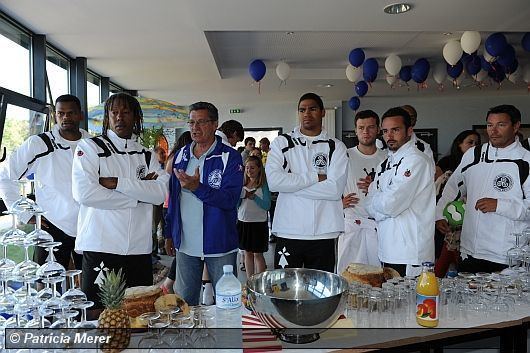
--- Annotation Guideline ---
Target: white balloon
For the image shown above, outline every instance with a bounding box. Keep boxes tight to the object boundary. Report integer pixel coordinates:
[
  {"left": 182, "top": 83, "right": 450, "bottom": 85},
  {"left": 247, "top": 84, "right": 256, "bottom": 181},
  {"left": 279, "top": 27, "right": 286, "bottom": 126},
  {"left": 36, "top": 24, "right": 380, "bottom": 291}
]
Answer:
[
  {"left": 432, "top": 63, "right": 446, "bottom": 84},
  {"left": 460, "top": 31, "right": 481, "bottom": 54},
  {"left": 523, "top": 65, "right": 530, "bottom": 83},
  {"left": 386, "top": 75, "right": 397, "bottom": 85},
  {"left": 475, "top": 70, "right": 488, "bottom": 82},
  {"left": 275, "top": 62, "right": 291, "bottom": 81},
  {"left": 346, "top": 64, "right": 362, "bottom": 82},
  {"left": 384, "top": 54, "right": 402, "bottom": 76},
  {"left": 443, "top": 40, "right": 463, "bottom": 66},
  {"left": 483, "top": 49, "right": 495, "bottom": 63},
  {"left": 505, "top": 66, "right": 520, "bottom": 83}
]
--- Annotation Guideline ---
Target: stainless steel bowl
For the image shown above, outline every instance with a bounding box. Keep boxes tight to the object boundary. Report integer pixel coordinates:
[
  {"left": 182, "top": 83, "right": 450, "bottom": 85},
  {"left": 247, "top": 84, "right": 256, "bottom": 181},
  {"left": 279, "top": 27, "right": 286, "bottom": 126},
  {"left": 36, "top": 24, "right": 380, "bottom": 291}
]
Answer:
[{"left": 246, "top": 268, "right": 348, "bottom": 343}]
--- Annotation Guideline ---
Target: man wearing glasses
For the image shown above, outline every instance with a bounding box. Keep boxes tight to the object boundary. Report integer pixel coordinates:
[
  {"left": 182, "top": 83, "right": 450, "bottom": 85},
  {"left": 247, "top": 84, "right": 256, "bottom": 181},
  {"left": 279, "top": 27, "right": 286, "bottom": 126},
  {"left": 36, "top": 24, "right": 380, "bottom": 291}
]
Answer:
[{"left": 165, "top": 102, "right": 244, "bottom": 305}]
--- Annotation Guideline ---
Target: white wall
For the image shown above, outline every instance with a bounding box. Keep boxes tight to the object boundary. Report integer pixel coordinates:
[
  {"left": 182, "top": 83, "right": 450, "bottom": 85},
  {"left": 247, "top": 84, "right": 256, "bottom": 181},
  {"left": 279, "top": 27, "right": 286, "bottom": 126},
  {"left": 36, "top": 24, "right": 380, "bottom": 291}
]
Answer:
[
  {"left": 341, "top": 93, "right": 530, "bottom": 158},
  {"left": 215, "top": 93, "right": 530, "bottom": 158}
]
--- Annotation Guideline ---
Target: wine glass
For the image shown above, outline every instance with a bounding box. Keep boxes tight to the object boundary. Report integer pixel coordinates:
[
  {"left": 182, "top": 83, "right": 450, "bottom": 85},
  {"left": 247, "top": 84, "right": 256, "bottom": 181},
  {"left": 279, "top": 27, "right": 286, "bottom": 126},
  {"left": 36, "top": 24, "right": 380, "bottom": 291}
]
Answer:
[
  {"left": 1, "top": 211, "right": 28, "bottom": 245},
  {"left": 0, "top": 236, "right": 15, "bottom": 274},
  {"left": 9, "top": 180, "right": 40, "bottom": 214},
  {"left": 36, "top": 242, "right": 66, "bottom": 279},
  {"left": 74, "top": 301, "right": 97, "bottom": 328},
  {"left": 61, "top": 270, "right": 86, "bottom": 305},
  {"left": 12, "top": 239, "right": 40, "bottom": 277},
  {"left": 507, "top": 233, "right": 524, "bottom": 270},
  {"left": 25, "top": 211, "right": 53, "bottom": 245},
  {"left": 41, "top": 275, "right": 66, "bottom": 312}
]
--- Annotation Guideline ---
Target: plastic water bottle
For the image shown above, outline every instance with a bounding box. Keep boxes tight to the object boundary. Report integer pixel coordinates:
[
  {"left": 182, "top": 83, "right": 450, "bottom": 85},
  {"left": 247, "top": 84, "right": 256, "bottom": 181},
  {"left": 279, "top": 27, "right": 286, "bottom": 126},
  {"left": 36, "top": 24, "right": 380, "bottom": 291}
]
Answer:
[{"left": 215, "top": 264, "right": 242, "bottom": 328}]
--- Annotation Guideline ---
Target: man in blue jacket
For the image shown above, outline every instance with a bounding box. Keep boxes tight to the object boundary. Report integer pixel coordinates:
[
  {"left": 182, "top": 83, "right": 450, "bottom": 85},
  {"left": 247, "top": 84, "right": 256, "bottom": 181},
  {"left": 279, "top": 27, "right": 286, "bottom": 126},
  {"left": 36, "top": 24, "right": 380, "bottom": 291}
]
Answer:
[{"left": 165, "top": 102, "right": 244, "bottom": 305}]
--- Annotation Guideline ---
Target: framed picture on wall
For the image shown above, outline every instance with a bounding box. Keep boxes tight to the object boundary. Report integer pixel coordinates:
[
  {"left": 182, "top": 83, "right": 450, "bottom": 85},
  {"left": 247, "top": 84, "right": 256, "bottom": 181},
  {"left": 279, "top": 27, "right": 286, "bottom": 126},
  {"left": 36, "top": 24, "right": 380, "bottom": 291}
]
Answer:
[{"left": 472, "top": 124, "right": 530, "bottom": 145}]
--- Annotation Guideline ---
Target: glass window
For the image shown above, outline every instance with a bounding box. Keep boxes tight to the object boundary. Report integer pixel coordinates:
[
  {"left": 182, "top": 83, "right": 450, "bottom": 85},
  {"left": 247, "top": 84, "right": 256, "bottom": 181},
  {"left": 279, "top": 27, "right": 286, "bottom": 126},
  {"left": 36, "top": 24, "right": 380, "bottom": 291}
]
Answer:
[
  {"left": 2, "top": 104, "right": 46, "bottom": 154},
  {"left": 109, "top": 82, "right": 123, "bottom": 94},
  {"left": 46, "top": 46, "right": 69, "bottom": 103},
  {"left": 87, "top": 71, "right": 101, "bottom": 108},
  {"left": 0, "top": 18, "right": 31, "bottom": 96}
]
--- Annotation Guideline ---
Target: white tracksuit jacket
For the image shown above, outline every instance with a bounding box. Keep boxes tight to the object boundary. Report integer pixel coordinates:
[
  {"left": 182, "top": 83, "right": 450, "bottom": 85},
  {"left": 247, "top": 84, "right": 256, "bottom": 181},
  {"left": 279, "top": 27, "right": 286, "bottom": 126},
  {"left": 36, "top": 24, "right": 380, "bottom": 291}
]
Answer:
[
  {"left": 436, "top": 141, "right": 530, "bottom": 265},
  {"left": 0, "top": 125, "right": 91, "bottom": 236},
  {"left": 365, "top": 139, "right": 435, "bottom": 265},
  {"left": 265, "top": 127, "right": 347, "bottom": 239},
  {"left": 72, "top": 130, "right": 169, "bottom": 255}
]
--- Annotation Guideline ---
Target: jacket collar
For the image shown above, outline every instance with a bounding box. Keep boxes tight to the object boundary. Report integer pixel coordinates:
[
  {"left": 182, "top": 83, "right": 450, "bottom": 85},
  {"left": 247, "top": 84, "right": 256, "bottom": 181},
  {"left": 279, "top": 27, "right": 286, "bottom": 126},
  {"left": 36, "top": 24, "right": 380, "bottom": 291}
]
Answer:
[
  {"left": 105, "top": 129, "right": 138, "bottom": 149},
  {"left": 387, "top": 138, "right": 415, "bottom": 161},
  {"left": 487, "top": 139, "right": 520, "bottom": 156},
  {"left": 292, "top": 126, "right": 329, "bottom": 141},
  {"left": 51, "top": 125, "right": 90, "bottom": 143}
]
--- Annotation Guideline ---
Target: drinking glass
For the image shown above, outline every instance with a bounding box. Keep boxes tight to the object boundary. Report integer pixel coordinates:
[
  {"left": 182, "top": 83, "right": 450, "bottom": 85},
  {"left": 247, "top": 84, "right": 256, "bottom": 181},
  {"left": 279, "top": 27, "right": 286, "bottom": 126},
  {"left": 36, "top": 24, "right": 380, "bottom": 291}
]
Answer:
[
  {"left": 36, "top": 242, "right": 66, "bottom": 279},
  {"left": 74, "top": 301, "right": 96, "bottom": 328},
  {"left": 61, "top": 269, "right": 86, "bottom": 305},
  {"left": 25, "top": 211, "right": 53, "bottom": 245},
  {"left": 507, "top": 233, "right": 524, "bottom": 270},
  {"left": 12, "top": 239, "right": 40, "bottom": 277}
]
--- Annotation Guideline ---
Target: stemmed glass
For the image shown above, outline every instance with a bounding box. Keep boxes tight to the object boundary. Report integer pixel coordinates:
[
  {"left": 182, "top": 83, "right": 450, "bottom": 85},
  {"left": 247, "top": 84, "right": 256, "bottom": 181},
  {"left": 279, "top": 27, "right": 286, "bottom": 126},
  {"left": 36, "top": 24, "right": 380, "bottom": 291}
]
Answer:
[
  {"left": 74, "top": 301, "right": 96, "bottom": 328},
  {"left": 25, "top": 211, "right": 53, "bottom": 245},
  {"left": 61, "top": 270, "right": 86, "bottom": 305},
  {"left": 36, "top": 242, "right": 66, "bottom": 279},
  {"left": 1, "top": 211, "right": 28, "bottom": 245},
  {"left": 13, "top": 275, "right": 39, "bottom": 305},
  {"left": 507, "top": 233, "right": 524, "bottom": 270},
  {"left": 41, "top": 276, "right": 66, "bottom": 312},
  {"left": 0, "top": 236, "right": 15, "bottom": 274},
  {"left": 9, "top": 180, "right": 40, "bottom": 214},
  {"left": 12, "top": 239, "right": 40, "bottom": 277}
]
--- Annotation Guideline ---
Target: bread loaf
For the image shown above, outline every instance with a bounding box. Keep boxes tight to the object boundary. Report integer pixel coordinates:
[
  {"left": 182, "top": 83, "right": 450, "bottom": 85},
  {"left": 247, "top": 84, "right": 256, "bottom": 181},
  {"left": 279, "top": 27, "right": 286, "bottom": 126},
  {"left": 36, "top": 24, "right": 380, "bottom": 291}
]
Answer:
[
  {"left": 123, "top": 285, "right": 163, "bottom": 318},
  {"left": 341, "top": 263, "right": 385, "bottom": 287}
]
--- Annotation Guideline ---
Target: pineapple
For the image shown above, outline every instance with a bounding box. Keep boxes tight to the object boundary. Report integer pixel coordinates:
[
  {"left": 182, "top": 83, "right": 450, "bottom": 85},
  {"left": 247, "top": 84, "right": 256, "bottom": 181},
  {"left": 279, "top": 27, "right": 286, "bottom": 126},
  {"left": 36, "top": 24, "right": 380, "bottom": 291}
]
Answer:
[{"left": 97, "top": 268, "right": 131, "bottom": 353}]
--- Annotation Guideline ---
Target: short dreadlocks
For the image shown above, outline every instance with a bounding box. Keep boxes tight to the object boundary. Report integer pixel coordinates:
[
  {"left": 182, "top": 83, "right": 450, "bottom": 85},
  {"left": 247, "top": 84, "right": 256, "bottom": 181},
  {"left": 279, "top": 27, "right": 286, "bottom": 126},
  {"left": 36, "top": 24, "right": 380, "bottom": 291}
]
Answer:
[{"left": 102, "top": 93, "right": 144, "bottom": 137}]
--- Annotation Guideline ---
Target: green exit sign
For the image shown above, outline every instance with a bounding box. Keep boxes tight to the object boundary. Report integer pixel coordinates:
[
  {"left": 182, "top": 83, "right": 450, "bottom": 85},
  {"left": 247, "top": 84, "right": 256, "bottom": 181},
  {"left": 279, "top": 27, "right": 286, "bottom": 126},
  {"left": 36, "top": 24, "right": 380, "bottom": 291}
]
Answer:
[{"left": 230, "top": 108, "right": 242, "bottom": 114}]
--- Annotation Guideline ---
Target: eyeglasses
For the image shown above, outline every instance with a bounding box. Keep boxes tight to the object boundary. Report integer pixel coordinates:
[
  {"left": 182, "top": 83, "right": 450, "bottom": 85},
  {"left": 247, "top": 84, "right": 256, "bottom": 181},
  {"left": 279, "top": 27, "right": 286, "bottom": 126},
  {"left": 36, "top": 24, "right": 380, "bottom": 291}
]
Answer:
[{"left": 187, "top": 119, "right": 213, "bottom": 127}]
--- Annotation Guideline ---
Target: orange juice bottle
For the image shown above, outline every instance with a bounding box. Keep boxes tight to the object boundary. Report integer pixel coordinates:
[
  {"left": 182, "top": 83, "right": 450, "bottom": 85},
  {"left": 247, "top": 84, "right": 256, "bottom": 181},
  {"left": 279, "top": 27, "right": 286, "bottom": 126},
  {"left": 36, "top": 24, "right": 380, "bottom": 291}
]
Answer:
[{"left": 416, "top": 261, "right": 439, "bottom": 327}]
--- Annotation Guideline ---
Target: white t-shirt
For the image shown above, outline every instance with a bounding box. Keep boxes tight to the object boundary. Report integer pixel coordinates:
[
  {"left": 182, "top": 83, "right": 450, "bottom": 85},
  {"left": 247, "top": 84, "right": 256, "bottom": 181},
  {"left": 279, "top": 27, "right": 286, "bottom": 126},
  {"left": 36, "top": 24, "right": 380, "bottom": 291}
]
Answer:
[{"left": 344, "top": 146, "right": 387, "bottom": 219}]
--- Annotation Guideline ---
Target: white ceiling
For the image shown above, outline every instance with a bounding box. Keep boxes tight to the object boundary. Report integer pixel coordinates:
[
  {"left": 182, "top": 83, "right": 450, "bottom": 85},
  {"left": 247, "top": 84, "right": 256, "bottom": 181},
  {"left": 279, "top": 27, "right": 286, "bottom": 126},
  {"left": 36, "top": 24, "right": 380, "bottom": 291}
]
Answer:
[{"left": 1, "top": 0, "right": 529, "bottom": 107}]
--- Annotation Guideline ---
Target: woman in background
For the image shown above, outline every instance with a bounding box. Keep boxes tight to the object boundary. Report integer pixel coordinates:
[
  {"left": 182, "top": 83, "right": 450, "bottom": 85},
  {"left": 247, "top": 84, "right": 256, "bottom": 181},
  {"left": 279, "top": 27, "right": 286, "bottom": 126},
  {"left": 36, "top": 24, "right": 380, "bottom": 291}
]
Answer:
[{"left": 237, "top": 156, "right": 271, "bottom": 277}]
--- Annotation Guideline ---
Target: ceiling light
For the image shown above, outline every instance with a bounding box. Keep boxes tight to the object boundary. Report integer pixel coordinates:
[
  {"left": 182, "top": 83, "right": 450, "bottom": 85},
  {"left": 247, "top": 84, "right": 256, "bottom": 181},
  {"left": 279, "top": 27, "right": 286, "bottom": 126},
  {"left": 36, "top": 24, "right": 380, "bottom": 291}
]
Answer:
[
  {"left": 443, "top": 32, "right": 453, "bottom": 36},
  {"left": 324, "top": 84, "right": 333, "bottom": 88},
  {"left": 286, "top": 31, "right": 294, "bottom": 35},
  {"left": 383, "top": 3, "right": 412, "bottom": 14}
]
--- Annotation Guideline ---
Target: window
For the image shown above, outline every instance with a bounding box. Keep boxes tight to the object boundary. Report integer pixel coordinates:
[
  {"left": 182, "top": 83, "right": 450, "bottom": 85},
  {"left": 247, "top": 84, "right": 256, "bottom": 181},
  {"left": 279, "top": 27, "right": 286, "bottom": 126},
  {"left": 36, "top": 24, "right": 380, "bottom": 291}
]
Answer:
[
  {"left": 109, "top": 82, "right": 123, "bottom": 94},
  {"left": 0, "top": 17, "right": 31, "bottom": 96},
  {"left": 46, "top": 46, "right": 69, "bottom": 103},
  {"left": 87, "top": 71, "right": 101, "bottom": 108}
]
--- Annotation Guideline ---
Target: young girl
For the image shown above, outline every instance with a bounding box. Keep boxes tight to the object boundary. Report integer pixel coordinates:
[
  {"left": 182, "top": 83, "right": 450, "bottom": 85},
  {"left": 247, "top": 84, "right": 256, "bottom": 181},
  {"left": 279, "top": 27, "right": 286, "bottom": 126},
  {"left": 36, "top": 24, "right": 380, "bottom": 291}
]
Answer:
[{"left": 238, "top": 156, "right": 271, "bottom": 277}]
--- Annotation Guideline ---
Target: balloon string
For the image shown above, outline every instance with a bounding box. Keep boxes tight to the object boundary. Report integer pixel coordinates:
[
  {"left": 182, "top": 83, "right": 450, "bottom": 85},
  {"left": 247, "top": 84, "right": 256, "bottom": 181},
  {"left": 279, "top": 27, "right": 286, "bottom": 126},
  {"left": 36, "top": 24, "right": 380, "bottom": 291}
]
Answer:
[
  {"left": 258, "top": 81, "right": 261, "bottom": 94},
  {"left": 438, "top": 83, "right": 444, "bottom": 92},
  {"left": 527, "top": 83, "right": 530, "bottom": 93}
]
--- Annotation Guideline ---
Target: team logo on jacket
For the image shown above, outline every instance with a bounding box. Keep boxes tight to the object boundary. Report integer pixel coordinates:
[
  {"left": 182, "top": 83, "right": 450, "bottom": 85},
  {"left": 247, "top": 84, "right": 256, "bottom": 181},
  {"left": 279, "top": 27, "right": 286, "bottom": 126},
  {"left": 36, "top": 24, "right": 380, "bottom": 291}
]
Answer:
[
  {"left": 493, "top": 173, "right": 513, "bottom": 192},
  {"left": 208, "top": 169, "right": 223, "bottom": 189},
  {"left": 312, "top": 152, "right": 328, "bottom": 172},
  {"left": 136, "top": 164, "right": 147, "bottom": 180}
]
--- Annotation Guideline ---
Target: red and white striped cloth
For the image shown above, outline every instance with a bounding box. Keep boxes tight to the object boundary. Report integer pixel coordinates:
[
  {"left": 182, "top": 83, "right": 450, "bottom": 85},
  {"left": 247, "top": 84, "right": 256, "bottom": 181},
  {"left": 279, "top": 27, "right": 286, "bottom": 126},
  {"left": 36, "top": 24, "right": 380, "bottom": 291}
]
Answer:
[{"left": 242, "top": 313, "right": 282, "bottom": 352}]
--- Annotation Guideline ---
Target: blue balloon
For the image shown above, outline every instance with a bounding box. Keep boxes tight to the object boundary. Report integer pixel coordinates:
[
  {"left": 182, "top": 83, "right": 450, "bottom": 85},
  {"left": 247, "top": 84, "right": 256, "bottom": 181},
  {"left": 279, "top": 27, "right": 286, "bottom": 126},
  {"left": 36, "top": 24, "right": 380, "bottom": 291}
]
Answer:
[
  {"left": 355, "top": 81, "right": 368, "bottom": 97},
  {"left": 461, "top": 52, "right": 472, "bottom": 66},
  {"left": 497, "top": 45, "right": 515, "bottom": 67},
  {"left": 411, "top": 58, "right": 430, "bottom": 83},
  {"left": 504, "top": 59, "right": 519, "bottom": 75},
  {"left": 485, "top": 32, "right": 508, "bottom": 57},
  {"left": 349, "top": 48, "right": 365, "bottom": 67},
  {"left": 447, "top": 61, "right": 463, "bottom": 79},
  {"left": 399, "top": 66, "right": 412, "bottom": 82},
  {"left": 362, "top": 58, "right": 379, "bottom": 83},
  {"left": 523, "top": 33, "right": 530, "bottom": 52},
  {"left": 466, "top": 55, "right": 481, "bottom": 75},
  {"left": 488, "top": 62, "right": 505, "bottom": 83},
  {"left": 480, "top": 55, "right": 493, "bottom": 72},
  {"left": 348, "top": 96, "right": 360, "bottom": 111},
  {"left": 248, "top": 59, "right": 266, "bottom": 82}
]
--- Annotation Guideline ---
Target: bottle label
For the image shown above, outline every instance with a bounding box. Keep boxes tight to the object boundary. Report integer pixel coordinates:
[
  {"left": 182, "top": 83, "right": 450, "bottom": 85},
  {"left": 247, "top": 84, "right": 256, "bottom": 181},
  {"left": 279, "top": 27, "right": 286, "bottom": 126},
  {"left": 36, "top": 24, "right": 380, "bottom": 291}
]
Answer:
[
  {"left": 216, "top": 293, "right": 241, "bottom": 309},
  {"left": 416, "top": 294, "right": 438, "bottom": 321}
]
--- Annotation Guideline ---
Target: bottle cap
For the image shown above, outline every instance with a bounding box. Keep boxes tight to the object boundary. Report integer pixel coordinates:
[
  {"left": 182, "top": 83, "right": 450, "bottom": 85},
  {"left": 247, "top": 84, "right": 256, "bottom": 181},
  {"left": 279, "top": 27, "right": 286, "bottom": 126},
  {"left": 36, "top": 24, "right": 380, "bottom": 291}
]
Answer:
[{"left": 223, "top": 264, "right": 233, "bottom": 273}]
